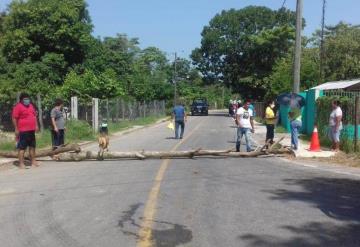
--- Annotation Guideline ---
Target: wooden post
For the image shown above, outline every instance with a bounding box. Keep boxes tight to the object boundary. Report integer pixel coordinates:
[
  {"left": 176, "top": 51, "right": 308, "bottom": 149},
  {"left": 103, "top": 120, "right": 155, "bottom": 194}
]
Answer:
[
  {"left": 92, "top": 98, "right": 99, "bottom": 133},
  {"left": 121, "top": 99, "right": 125, "bottom": 120},
  {"left": 16, "top": 92, "right": 21, "bottom": 103},
  {"left": 115, "top": 99, "right": 120, "bottom": 122},
  {"left": 143, "top": 100, "right": 146, "bottom": 118},
  {"left": 36, "top": 94, "right": 44, "bottom": 133},
  {"left": 71, "top": 96, "right": 78, "bottom": 120},
  {"left": 355, "top": 96, "right": 359, "bottom": 152},
  {"left": 106, "top": 99, "right": 110, "bottom": 122}
]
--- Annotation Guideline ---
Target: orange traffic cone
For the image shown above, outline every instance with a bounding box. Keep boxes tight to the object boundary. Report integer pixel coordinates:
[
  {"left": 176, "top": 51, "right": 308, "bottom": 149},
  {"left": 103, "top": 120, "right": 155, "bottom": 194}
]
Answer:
[{"left": 309, "top": 126, "right": 321, "bottom": 152}]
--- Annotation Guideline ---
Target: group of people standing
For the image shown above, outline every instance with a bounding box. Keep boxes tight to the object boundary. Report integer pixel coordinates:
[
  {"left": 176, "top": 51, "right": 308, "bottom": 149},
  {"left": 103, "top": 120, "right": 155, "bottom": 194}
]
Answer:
[
  {"left": 257, "top": 99, "right": 343, "bottom": 152},
  {"left": 11, "top": 93, "right": 66, "bottom": 169},
  {"left": 10, "top": 94, "right": 344, "bottom": 168}
]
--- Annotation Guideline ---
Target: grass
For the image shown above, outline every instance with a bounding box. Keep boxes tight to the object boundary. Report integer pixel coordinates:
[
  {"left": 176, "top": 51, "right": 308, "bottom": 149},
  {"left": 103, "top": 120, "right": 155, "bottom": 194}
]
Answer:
[{"left": 0, "top": 115, "right": 166, "bottom": 152}]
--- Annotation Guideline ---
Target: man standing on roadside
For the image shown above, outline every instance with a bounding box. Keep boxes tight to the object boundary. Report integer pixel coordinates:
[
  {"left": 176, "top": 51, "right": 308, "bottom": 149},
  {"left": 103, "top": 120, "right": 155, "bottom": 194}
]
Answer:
[
  {"left": 51, "top": 99, "right": 66, "bottom": 150},
  {"left": 236, "top": 101, "right": 255, "bottom": 152},
  {"left": 172, "top": 101, "right": 187, "bottom": 139},
  {"left": 12, "top": 93, "right": 39, "bottom": 169}
]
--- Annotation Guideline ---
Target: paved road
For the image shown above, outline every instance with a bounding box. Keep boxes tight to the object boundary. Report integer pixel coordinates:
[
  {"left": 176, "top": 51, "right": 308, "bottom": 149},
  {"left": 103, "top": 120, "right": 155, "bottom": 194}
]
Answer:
[{"left": 1, "top": 111, "right": 360, "bottom": 247}]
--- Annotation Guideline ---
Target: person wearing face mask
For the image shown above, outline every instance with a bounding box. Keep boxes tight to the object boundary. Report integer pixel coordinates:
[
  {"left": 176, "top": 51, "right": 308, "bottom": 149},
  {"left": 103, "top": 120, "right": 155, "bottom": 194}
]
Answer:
[
  {"left": 265, "top": 100, "right": 277, "bottom": 145},
  {"left": 236, "top": 101, "right": 255, "bottom": 152},
  {"left": 12, "top": 93, "right": 39, "bottom": 169},
  {"left": 51, "top": 99, "right": 66, "bottom": 153}
]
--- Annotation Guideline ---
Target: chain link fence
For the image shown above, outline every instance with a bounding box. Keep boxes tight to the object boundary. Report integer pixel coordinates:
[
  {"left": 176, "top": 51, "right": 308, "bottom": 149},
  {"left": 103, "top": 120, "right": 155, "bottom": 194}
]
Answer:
[
  {"left": 0, "top": 94, "right": 166, "bottom": 133},
  {"left": 98, "top": 99, "right": 165, "bottom": 124}
]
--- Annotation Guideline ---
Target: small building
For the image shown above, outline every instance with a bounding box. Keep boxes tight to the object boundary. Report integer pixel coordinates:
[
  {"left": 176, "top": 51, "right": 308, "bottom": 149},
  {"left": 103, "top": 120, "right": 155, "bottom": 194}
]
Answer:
[{"left": 312, "top": 79, "right": 360, "bottom": 92}]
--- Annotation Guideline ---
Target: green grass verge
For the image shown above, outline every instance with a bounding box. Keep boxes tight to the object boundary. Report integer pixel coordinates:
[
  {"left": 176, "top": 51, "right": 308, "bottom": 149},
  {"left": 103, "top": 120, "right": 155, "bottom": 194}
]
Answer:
[{"left": 0, "top": 115, "right": 166, "bottom": 152}]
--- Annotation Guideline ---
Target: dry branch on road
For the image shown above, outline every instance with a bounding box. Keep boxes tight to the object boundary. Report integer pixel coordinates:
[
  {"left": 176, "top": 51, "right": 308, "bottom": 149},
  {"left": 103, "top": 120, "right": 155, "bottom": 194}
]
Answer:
[
  {"left": 0, "top": 144, "right": 81, "bottom": 159},
  {"left": 56, "top": 142, "right": 293, "bottom": 161}
]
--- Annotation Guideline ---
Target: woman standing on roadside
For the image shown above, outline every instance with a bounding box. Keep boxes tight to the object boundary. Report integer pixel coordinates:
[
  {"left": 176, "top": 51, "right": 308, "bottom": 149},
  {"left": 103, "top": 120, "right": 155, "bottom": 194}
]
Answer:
[
  {"left": 265, "top": 101, "right": 276, "bottom": 145},
  {"left": 329, "top": 100, "right": 343, "bottom": 152}
]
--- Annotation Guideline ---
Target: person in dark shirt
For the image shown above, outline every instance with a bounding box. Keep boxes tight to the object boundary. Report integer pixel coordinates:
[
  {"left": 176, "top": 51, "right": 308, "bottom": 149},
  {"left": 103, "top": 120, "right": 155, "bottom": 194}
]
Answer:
[{"left": 172, "top": 102, "right": 187, "bottom": 139}]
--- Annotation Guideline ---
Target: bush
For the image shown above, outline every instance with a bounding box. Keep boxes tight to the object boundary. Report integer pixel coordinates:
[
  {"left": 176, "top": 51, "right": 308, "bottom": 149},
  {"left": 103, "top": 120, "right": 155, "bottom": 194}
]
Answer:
[{"left": 65, "top": 120, "right": 94, "bottom": 141}]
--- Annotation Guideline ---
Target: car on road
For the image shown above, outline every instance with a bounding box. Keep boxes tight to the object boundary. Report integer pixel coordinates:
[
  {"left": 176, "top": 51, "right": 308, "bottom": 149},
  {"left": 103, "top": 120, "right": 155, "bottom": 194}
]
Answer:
[{"left": 191, "top": 99, "right": 209, "bottom": 116}]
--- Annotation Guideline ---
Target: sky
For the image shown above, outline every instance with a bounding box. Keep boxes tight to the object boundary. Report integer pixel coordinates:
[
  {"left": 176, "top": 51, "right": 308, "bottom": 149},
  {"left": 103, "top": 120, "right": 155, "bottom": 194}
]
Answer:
[{"left": 1, "top": 0, "right": 359, "bottom": 59}]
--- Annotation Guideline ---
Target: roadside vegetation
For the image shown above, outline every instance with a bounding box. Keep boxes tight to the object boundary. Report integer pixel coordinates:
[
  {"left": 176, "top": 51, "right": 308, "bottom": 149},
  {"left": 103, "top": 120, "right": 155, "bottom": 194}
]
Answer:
[{"left": 0, "top": 116, "right": 165, "bottom": 151}]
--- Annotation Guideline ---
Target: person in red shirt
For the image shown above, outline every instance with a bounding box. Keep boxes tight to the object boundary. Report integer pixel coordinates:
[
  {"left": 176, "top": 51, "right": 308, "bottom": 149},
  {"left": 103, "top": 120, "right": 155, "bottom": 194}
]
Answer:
[{"left": 12, "top": 93, "right": 39, "bottom": 169}]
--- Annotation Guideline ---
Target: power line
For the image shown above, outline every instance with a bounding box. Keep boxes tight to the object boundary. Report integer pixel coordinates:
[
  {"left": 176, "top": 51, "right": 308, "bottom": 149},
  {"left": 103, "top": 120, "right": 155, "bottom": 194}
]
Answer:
[{"left": 281, "top": 0, "right": 287, "bottom": 8}]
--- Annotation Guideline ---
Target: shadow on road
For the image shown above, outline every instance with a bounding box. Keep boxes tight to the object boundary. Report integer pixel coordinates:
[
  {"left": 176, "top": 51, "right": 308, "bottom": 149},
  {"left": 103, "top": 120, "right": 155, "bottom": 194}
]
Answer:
[{"left": 239, "top": 177, "right": 360, "bottom": 247}]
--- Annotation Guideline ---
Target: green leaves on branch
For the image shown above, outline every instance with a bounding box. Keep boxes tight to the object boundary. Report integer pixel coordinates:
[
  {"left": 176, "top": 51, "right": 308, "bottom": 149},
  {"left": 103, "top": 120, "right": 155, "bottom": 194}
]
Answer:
[
  {"left": 62, "top": 69, "right": 124, "bottom": 100},
  {"left": 191, "top": 6, "right": 297, "bottom": 98}
]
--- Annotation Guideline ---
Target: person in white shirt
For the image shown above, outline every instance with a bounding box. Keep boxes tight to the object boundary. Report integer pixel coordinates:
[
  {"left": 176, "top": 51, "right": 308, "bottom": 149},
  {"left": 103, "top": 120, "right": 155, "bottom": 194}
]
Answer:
[
  {"left": 329, "top": 100, "right": 343, "bottom": 152},
  {"left": 235, "top": 101, "right": 255, "bottom": 152}
]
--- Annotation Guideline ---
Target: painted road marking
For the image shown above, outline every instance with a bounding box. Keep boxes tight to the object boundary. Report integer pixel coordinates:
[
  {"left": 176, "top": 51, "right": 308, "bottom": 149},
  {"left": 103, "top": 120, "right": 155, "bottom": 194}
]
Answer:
[{"left": 137, "top": 119, "right": 204, "bottom": 247}]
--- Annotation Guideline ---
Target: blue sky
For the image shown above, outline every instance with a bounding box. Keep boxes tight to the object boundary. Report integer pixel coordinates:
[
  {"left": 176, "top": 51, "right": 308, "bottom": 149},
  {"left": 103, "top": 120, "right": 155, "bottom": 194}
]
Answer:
[{"left": 1, "top": 0, "right": 359, "bottom": 58}]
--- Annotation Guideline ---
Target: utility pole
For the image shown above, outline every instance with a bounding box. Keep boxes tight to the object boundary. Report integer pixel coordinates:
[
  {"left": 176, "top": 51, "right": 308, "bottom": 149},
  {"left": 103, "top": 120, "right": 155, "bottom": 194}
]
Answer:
[
  {"left": 319, "top": 0, "right": 327, "bottom": 85},
  {"left": 174, "top": 52, "right": 177, "bottom": 106},
  {"left": 293, "top": 0, "right": 303, "bottom": 93}
]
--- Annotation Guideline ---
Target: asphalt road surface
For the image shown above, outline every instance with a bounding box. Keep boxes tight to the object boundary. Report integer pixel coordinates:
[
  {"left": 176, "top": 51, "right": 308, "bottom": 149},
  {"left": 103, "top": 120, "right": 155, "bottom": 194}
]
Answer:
[{"left": 1, "top": 111, "right": 360, "bottom": 247}]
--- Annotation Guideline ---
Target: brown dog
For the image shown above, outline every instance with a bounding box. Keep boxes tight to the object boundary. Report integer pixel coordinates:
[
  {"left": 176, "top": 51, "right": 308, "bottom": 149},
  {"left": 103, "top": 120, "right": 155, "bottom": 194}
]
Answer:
[{"left": 98, "top": 133, "right": 109, "bottom": 159}]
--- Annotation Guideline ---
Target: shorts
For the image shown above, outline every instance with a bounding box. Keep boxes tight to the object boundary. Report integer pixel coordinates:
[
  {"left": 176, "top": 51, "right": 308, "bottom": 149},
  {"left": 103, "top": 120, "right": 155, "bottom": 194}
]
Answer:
[
  {"left": 18, "top": 131, "right": 36, "bottom": 150},
  {"left": 52, "top": 129, "right": 65, "bottom": 149},
  {"left": 329, "top": 126, "right": 342, "bottom": 143}
]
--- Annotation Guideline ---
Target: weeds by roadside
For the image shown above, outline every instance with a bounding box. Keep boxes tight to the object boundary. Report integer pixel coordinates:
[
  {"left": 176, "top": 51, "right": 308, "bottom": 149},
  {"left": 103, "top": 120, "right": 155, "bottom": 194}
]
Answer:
[{"left": 0, "top": 115, "right": 166, "bottom": 152}]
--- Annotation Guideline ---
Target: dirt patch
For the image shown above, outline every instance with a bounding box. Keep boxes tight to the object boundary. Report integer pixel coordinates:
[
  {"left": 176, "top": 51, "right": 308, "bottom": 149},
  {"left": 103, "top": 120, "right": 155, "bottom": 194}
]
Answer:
[{"left": 295, "top": 152, "right": 360, "bottom": 168}]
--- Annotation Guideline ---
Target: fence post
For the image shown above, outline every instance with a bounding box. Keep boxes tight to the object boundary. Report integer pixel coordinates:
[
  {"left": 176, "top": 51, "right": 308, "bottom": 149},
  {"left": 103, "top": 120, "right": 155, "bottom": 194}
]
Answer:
[
  {"left": 106, "top": 99, "right": 110, "bottom": 122},
  {"left": 16, "top": 92, "right": 20, "bottom": 103},
  {"left": 115, "top": 99, "right": 120, "bottom": 122},
  {"left": 92, "top": 98, "right": 99, "bottom": 133},
  {"left": 36, "top": 94, "right": 44, "bottom": 133},
  {"left": 121, "top": 99, "right": 125, "bottom": 120},
  {"left": 144, "top": 100, "right": 146, "bottom": 118},
  {"left": 153, "top": 101, "right": 157, "bottom": 116},
  {"left": 71, "top": 96, "right": 78, "bottom": 120},
  {"left": 355, "top": 96, "right": 359, "bottom": 152},
  {"left": 162, "top": 100, "right": 165, "bottom": 115}
]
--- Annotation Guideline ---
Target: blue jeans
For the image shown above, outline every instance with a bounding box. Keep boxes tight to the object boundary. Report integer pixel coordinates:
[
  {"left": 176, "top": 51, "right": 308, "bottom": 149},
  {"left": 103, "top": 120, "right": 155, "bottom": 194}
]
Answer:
[
  {"left": 236, "top": 128, "right": 252, "bottom": 152},
  {"left": 290, "top": 120, "right": 302, "bottom": 150},
  {"left": 175, "top": 120, "right": 185, "bottom": 139}
]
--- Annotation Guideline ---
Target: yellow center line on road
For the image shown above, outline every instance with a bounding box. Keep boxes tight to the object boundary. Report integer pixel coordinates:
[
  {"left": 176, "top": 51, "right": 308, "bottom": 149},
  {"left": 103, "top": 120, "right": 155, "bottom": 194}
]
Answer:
[{"left": 136, "top": 118, "right": 205, "bottom": 247}]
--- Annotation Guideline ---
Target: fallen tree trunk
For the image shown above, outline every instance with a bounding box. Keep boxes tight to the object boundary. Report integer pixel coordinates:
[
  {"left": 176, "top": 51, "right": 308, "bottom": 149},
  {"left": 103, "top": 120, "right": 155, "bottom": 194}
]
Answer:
[
  {"left": 56, "top": 147, "right": 293, "bottom": 161},
  {"left": 0, "top": 144, "right": 81, "bottom": 158}
]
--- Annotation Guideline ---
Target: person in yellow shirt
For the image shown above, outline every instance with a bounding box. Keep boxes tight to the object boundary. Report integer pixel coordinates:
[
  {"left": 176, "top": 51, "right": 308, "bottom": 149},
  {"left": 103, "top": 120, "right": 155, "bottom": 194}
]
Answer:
[{"left": 265, "top": 101, "right": 276, "bottom": 144}]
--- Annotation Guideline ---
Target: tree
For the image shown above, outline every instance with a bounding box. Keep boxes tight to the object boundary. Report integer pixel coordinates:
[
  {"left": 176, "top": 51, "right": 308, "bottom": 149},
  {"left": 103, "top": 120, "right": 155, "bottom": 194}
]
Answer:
[
  {"left": 266, "top": 47, "right": 320, "bottom": 99},
  {"left": 191, "top": 6, "right": 298, "bottom": 98},
  {"left": 322, "top": 23, "right": 360, "bottom": 81},
  {"left": 61, "top": 69, "right": 123, "bottom": 100},
  {"left": 1, "top": 0, "right": 93, "bottom": 65}
]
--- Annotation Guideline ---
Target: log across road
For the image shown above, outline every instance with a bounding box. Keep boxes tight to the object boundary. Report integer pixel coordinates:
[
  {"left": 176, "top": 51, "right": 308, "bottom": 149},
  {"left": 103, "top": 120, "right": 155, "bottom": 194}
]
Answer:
[{"left": 1, "top": 111, "right": 360, "bottom": 247}]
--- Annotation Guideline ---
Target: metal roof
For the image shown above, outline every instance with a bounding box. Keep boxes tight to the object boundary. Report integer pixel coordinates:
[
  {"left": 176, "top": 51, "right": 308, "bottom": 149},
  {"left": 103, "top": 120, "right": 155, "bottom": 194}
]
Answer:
[{"left": 312, "top": 79, "right": 360, "bottom": 91}]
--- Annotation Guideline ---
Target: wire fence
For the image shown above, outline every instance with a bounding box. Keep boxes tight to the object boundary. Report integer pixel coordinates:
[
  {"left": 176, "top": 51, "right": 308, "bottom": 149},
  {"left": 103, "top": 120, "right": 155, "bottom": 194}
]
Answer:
[
  {"left": 0, "top": 95, "right": 166, "bottom": 133},
  {"left": 98, "top": 99, "right": 165, "bottom": 124},
  {"left": 317, "top": 90, "right": 360, "bottom": 152}
]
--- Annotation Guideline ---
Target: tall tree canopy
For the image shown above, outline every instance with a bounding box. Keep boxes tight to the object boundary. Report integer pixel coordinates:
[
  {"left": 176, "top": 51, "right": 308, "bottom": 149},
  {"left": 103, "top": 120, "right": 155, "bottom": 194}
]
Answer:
[
  {"left": 321, "top": 22, "right": 360, "bottom": 81},
  {"left": 1, "top": 0, "right": 93, "bottom": 65},
  {"left": 191, "top": 6, "right": 298, "bottom": 98}
]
